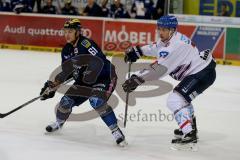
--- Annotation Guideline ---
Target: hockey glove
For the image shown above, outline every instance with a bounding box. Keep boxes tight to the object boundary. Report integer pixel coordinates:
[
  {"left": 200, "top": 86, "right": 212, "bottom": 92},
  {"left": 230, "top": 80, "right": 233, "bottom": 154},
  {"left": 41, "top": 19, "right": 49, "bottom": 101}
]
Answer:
[
  {"left": 40, "top": 81, "right": 57, "bottom": 100},
  {"left": 124, "top": 46, "right": 143, "bottom": 63},
  {"left": 122, "top": 75, "right": 145, "bottom": 93}
]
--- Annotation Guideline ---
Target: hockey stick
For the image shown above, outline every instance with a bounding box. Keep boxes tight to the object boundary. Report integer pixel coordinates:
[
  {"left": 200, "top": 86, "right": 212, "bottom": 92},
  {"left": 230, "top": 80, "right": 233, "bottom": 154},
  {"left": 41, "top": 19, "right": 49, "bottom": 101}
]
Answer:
[
  {"left": 0, "top": 96, "right": 42, "bottom": 118},
  {"left": 0, "top": 78, "right": 73, "bottom": 119},
  {"left": 124, "top": 62, "right": 132, "bottom": 128}
]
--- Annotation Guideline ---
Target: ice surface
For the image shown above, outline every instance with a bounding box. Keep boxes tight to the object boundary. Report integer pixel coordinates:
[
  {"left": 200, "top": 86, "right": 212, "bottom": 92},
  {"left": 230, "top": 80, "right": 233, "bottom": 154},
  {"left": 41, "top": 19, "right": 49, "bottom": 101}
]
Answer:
[{"left": 0, "top": 49, "right": 240, "bottom": 160}]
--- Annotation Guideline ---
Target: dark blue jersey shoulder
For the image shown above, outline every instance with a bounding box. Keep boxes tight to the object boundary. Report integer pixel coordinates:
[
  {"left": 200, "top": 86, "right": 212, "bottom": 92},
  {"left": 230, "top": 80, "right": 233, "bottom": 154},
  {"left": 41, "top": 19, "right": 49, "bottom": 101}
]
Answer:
[
  {"left": 77, "top": 36, "right": 107, "bottom": 59},
  {"left": 60, "top": 36, "right": 116, "bottom": 83},
  {"left": 61, "top": 36, "right": 107, "bottom": 63}
]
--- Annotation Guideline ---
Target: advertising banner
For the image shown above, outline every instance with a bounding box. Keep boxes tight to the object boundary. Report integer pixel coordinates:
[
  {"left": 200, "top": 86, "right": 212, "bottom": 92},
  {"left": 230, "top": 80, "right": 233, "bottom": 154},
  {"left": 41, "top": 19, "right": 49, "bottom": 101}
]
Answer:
[
  {"left": 226, "top": 28, "right": 240, "bottom": 60},
  {"left": 103, "top": 21, "right": 157, "bottom": 51},
  {"left": 0, "top": 14, "right": 103, "bottom": 48},
  {"left": 1, "top": 13, "right": 239, "bottom": 60},
  {"left": 191, "top": 26, "right": 225, "bottom": 58},
  {"left": 184, "top": 0, "right": 240, "bottom": 17}
]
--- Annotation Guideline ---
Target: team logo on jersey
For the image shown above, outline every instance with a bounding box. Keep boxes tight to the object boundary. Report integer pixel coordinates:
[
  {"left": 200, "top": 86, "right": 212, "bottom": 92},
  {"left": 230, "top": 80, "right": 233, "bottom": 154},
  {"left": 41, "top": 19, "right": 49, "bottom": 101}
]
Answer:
[
  {"left": 159, "top": 51, "right": 169, "bottom": 58},
  {"left": 81, "top": 39, "right": 91, "bottom": 48},
  {"left": 74, "top": 48, "right": 78, "bottom": 54}
]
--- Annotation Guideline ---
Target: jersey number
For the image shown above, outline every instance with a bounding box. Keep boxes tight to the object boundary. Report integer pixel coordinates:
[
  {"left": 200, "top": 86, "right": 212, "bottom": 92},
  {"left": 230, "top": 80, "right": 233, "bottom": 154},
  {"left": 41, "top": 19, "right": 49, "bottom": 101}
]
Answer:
[{"left": 88, "top": 46, "right": 98, "bottom": 56}]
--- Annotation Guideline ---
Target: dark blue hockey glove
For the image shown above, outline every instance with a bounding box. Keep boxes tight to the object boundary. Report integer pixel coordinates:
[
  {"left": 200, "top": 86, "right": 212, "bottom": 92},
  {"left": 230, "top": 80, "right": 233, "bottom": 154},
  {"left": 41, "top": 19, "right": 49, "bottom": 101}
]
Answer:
[
  {"left": 40, "top": 81, "right": 56, "bottom": 100},
  {"left": 124, "top": 46, "right": 143, "bottom": 63},
  {"left": 122, "top": 74, "right": 145, "bottom": 93}
]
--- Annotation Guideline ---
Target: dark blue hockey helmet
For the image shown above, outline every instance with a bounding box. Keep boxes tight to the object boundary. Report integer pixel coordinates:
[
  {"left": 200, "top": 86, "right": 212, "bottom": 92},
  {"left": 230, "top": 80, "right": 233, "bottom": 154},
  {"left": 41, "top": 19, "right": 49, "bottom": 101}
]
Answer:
[
  {"left": 157, "top": 15, "right": 178, "bottom": 29},
  {"left": 64, "top": 18, "right": 81, "bottom": 30}
]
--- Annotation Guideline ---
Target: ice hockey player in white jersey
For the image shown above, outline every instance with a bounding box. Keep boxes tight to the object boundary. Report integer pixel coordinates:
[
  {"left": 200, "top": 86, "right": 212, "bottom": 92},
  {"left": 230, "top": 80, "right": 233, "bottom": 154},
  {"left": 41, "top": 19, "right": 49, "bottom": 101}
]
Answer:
[{"left": 122, "top": 15, "right": 216, "bottom": 147}]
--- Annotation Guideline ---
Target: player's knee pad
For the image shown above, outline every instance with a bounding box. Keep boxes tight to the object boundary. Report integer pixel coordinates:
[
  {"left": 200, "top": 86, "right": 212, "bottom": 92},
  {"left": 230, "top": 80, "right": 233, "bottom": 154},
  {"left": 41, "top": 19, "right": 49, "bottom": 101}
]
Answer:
[
  {"left": 89, "top": 96, "right": 105, "bottom": 109},
  {"left": 89, "top": 96, "right": 113, "bottom": 117},
  {"left": 56, "top": 96, "right": 75, "bottom": 121},
  {"left": 58, "top": 96, "right": 75, "bottom": 113},
  {"left": 167, "top": 92, "right": 189, "bottom": 113}
]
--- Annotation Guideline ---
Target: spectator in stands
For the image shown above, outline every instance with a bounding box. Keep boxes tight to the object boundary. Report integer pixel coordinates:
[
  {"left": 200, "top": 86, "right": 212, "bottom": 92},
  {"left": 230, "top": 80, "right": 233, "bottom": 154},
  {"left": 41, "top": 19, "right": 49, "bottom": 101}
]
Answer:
[
  {"left": 30, "top": 0, "right": 42, "bottom": 13},
  {"left": 153, "top": 0, "right": 165, "bottom": 19},
  {"left": 0, "top": 0, "right": 2, "bottom": 10},
  {"left": 11, "top": 0, "right": 33, "bottom": 13},
  {"left": 219, "top": 2, "right": 230, "bottom": 17},
  {"left": 0, "top": 0, "right": 4, "bottom": 11},
  {"left": 0, "top": 0, "right": 11, "bottom": 12},
  {"left": 82, "top": 0, "right": 103, "bottom": 17},
  {"left": 110, "top": 0, "right": 130, "bottom": 18},
  {"left": 11, "top": 0, "right": 19, "bottom": 9},
  {"left": 131, "top": 0, "right": 155, "bottom": 19},
  {"left": 61, "top": 0, "right": 79, "bottom": 15},
  {"left": 101, "top": 0, "right": 109, "bottom": 17},
  {"left": 145, "top": 0, "right": 155, "bottom": 19},
  {"left": 42, "top": 0, "right": 57, "bottom": 14}
]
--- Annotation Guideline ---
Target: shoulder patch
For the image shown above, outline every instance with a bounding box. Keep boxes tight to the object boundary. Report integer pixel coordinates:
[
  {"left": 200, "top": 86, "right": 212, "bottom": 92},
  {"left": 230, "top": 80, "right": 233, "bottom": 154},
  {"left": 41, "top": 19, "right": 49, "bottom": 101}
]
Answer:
[{"left": 81, "top": 39, "right": 91, "bottom": 48}]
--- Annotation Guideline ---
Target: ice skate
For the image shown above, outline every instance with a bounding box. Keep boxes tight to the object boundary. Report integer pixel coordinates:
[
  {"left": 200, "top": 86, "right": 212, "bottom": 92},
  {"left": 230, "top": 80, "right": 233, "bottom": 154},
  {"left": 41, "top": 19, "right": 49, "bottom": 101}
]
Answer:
[
  {"left": 112, "top": 127, "right": 128, "bottom": 147},
  {"left": 46, "top": 121, "right": 64, "bottom": 133},
  {"left": 171, "top": 130, "right": 198, "bottom": 151},
  {"left": 173, "top": 128, "right": 184, "bottom": 139},
  {"left": 173, "top": 116, "right": 198, "bottom": 139}
]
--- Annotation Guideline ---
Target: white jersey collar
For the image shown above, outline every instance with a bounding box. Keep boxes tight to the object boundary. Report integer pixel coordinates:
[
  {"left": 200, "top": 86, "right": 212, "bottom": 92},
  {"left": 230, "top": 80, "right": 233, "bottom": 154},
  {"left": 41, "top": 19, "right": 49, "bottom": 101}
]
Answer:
[{"left": 158, "top": 31, "right": 177, "bottom": 47}]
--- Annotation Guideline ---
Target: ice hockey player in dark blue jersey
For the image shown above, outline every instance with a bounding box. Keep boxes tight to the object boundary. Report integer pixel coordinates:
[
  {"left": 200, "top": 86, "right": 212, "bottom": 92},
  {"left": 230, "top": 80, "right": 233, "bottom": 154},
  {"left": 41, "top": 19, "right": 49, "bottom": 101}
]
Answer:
[{"left": 40, "top": 18, "right": 127, "bottom": 147}]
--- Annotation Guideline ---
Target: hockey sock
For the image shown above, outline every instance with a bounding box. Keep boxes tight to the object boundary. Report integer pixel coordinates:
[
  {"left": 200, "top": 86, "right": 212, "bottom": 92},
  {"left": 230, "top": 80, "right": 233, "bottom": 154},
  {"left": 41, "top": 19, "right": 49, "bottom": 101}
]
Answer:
[
  {"left": 175, "top": 107, "right": 193, "bottom": 134},
  {"left": 100, "top": 107, "right": 118, "bottom": 130}
]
